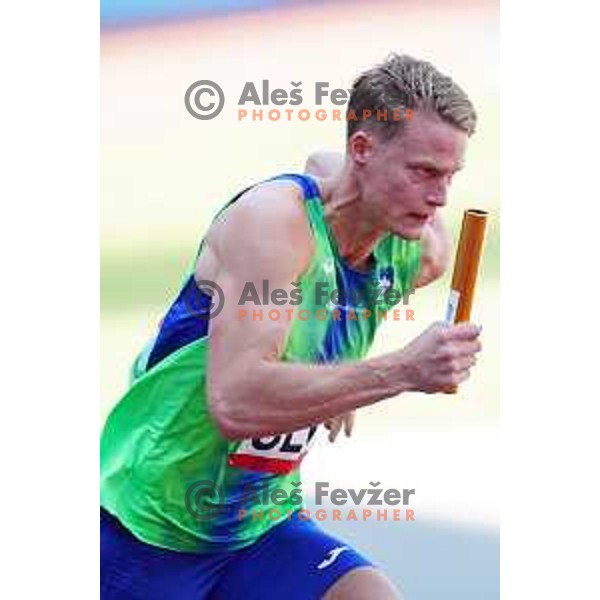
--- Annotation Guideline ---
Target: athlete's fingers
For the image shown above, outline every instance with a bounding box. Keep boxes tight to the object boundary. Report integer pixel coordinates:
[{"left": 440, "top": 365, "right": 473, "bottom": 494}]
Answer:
[
  {"left": 328, "top": 417, "right": 343, "bottom": 442},
  {"left": 440, "top": 354, "right": 477, "bottom": 373},
  {"left": 326, "top": 412, "right": 355, "bottom": 442},
  {"left": 452, "top": 339, "right": 482, "bottom": 357},
  {"left": 344, "top": 411, "right": 355, "bottom": 437},
  {"left": 451, "top": 368, "right": 472, "bottom": 386},
  {"left": 444, "top": 322, "right": 481, "bottom": 341}
]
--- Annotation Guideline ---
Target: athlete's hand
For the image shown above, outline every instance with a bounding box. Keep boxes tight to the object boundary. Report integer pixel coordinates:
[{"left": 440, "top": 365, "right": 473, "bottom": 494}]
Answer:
[
  {"left": 399, "top": 322, "right": 482, "bottom": 393},
  {"left": 324, "top": 411, "right": 355, "bottom": 442}
]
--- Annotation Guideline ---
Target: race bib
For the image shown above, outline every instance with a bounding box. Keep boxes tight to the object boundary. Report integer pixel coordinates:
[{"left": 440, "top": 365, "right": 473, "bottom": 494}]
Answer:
[{"left": 228, "top": 425, "right": 319, "bottom": 475}]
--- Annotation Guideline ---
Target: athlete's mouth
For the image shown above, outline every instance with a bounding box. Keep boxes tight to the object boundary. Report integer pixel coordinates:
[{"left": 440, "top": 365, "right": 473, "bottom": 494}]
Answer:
[{"left": 408, "top": 213, "right": 431, "bottom": 224}]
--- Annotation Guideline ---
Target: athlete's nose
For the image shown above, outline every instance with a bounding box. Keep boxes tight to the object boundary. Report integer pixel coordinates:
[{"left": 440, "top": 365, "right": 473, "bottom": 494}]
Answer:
[
  {"left": 425, "top": 191, "right": 446, "bottom": 208},
  {"left": 426, "top": 177, "right": 450, "bottom": 207}
]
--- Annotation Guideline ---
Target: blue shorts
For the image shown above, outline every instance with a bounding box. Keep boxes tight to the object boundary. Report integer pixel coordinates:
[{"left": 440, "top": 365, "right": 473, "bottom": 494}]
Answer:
[{"left": 101, "top": 509, "right": 373, "bottom": 599}]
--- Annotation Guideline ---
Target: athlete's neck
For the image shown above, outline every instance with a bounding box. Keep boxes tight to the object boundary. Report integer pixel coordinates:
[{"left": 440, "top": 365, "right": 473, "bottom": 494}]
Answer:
[{"left": 316, "top": 167, "right": 384, "bottom": 271}]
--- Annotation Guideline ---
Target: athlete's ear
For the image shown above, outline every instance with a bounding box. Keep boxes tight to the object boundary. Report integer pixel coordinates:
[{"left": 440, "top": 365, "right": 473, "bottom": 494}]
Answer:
[{"left": 348, "top": 131, "right": 375, "bottom": 167}]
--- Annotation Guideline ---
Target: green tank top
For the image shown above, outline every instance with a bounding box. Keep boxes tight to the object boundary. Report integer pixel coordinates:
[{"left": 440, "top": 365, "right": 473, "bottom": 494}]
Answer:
[{"left": 100, "top": 173, "right": 421, "bottom": 553}]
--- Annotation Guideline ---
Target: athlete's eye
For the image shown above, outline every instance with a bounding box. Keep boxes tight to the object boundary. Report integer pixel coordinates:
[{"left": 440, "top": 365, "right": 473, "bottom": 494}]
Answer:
[{"left": 414, "top": 166, "right": 438, "bottom": 179}]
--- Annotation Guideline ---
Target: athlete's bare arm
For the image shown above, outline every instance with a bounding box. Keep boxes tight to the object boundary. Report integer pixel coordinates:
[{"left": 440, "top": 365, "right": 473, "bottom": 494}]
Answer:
[
  {"left": 200, "top": 182, "right": 481, "bottom": 441},
  {"left": 304, "top": 151, "right": 451, "bottom": 287}
]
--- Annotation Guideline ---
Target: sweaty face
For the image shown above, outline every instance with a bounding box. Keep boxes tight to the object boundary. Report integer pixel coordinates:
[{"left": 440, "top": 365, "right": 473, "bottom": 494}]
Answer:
[{"left": 352, "top": 111, "right": 468, "bottom": 240}]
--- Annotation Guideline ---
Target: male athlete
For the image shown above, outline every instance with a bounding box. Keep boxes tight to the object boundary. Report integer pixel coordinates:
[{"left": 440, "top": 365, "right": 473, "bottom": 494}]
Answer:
[{"left": 101, "top": 54, "right": 481, "bottom": 599}]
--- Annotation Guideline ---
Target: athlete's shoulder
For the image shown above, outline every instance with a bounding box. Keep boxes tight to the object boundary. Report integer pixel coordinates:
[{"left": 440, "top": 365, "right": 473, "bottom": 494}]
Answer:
[
  {"left": 229, "top": 176, "right": 308, "bottom": 226},
  {"left": 203, "top": 175, "right": 316, "bottom": 278}
]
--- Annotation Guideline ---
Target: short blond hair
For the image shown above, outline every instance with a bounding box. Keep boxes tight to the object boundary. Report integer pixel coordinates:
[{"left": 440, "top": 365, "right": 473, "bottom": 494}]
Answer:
[{"left": 347, "top": 53, "right": 477, "bottom": 140}]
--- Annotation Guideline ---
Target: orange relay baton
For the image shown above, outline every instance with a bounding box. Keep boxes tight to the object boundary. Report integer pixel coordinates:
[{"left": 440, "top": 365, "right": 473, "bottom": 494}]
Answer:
[{"left": 443, "top": 209, "right": 488, "bottom": 392}]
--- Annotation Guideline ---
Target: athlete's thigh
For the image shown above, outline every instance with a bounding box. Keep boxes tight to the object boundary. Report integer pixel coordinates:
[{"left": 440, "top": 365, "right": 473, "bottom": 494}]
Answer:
[
  {"left": 210, "top": 514, "right": 373, "bottom": 600},
  {"left": 321, "top": 566, "right": 402, "bottom": 600}
]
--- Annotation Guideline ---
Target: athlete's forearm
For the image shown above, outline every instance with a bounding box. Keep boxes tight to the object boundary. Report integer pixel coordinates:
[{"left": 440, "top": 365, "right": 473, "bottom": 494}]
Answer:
[{"left": 208, "top": 352, "right": 409, "bottom": 440}]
